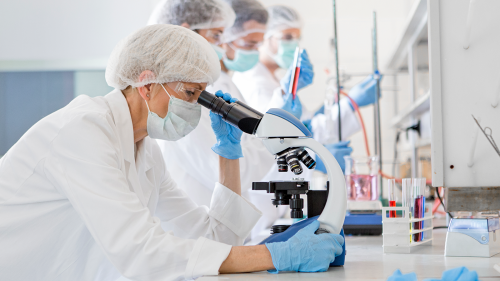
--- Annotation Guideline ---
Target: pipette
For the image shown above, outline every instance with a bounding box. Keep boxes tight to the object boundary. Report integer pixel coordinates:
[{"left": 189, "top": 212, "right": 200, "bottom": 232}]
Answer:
[{"left": 288, "top": 47, "right": 301, "bottom": 100}]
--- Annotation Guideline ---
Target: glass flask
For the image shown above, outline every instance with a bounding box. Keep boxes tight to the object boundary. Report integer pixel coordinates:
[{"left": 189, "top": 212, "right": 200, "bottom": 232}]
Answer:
[{"left": 344, "top": 156, "right": 379, "bottom": 201}]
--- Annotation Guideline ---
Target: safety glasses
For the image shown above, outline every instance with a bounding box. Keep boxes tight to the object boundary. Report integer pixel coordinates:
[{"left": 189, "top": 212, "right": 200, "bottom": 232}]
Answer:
[
  {"left": 232, "top": 38, "right": 263, "bottom": 50},
  {"left": 273, "top": 32, "right": 301, "bottom": 42},
  {"left": 164, "top": 82, "right": 202, "bottom": 104},
  {"left": 204, "top": 29, "right": 225, "bottom": 45}
]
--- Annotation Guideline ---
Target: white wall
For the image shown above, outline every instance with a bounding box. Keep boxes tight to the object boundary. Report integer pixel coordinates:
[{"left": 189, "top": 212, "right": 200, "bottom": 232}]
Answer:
[{"left": 0, "top": 0, "right": 157, "bottom": 63}]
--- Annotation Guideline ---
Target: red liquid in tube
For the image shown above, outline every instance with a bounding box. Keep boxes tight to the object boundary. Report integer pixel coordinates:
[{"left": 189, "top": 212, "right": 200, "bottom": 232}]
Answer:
[
  {"left": 412, "top": 196, "right": 424, "bottom": 242},
  {"left": 389, "top": 200, "right": 396, "bottom": 217},
  {"left": 292, "top": 67, "right": 300, "bottom": 99}
]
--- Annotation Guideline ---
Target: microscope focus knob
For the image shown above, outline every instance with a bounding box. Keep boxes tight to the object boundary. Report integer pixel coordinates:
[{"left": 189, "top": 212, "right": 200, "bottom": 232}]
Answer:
[
  {"left": 289, "top": 197, "right": 304, "bottom": 209},
  {"left": 271, "top": 225, "right": 291, "bottom": 234},
  {"left": 290, "top": 209, "right": 303, "bottom": 219}
]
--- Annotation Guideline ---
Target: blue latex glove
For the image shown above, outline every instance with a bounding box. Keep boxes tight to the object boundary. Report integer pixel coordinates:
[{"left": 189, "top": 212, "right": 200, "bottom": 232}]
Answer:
[
  {"left": 387, "top": 269, "right": 418, "bottom": 281},
  {"left": 280, "top": 49, "right": 314, "bottom": 95},
  {"left": 315, "top": 141, "right": 353, "bottom": 174},
  {"left": 210, "top": 91, "right": 243, "bottom": 159},
  {"left": 388, "top": 267, "right": 479, "bottom": 281},
  {"left": 265, "top": 220, "right": 344, "bottom": 273},
  {"left": 348, "top": 71, "right": 383, "bottom": 108},
  {"left": 281, "top": 92, "right": 302, "bottom": 120},
  {"left": 423, "top": 267, "right": 479, "bottom": 281}
]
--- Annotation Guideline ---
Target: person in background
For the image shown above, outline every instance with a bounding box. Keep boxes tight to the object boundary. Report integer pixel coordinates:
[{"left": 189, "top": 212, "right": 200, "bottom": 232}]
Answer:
[
  {"left": 233, "top": 5, "right": 381, "bottom": 172},
  {"left": 148, "top": 0, "right": 235, "bottom": 54},
  {"left": 149, "top": 0, "right": 295, "bottom": 241},
  {"left": 0, "top": 24, "right": 344, "bottom": 280}
]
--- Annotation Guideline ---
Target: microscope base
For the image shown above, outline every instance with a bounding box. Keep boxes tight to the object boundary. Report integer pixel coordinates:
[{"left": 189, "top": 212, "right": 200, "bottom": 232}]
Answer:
[{"left": 259, "top": 216, "right": 346, "bottom": 266}]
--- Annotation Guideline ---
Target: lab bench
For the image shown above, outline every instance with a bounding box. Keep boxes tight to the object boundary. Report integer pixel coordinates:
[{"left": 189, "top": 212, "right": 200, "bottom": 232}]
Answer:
[{"left": 201, "top": 221, "right": 500, "bottom": 280}]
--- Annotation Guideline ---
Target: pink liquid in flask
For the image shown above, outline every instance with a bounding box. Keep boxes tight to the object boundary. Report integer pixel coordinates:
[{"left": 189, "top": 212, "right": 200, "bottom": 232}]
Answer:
[{"left": 346, "top": 174, "right": 378, "bottom": 201}]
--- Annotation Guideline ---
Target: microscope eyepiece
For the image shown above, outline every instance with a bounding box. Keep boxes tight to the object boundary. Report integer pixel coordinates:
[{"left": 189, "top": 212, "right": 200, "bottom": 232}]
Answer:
[{"left": 198, "top": 90, "right": 263, "bottom": 135}]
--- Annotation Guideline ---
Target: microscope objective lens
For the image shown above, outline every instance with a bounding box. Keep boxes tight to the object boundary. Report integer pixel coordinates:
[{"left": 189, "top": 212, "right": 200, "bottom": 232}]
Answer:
[
  {"left": 297, "top": 149, "right": 316, "bottom": 169},
  {"left": 277, "top": 156, "right": 288, "bottom": 172}
]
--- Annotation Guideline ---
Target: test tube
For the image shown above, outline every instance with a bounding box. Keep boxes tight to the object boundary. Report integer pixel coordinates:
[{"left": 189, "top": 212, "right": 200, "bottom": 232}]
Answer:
[
  {"left": 412, "top": 178, "right": 420, "bottom": 242},
  {"left": 419, "top": 178, "right": 426, "bottom": 240},
  {"left": 402, "top": 178, "right": 413, "bottom": 218},
  {"left": 412, "top": 178, "right": 426, "bottom": 242},
  {"left": 387, "top": 179, "right": 397, "bottom": 217},
  {"left": 402, "top": 178, "right": 413, "bottom": 242}
]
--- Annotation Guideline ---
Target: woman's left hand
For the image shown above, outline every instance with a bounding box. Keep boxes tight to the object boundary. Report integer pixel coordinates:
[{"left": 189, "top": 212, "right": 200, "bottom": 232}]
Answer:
[
  {"left": 210, "top": 91, "right": 243, "bottom": 159},
  {"left": 280, "top": 49, "right": 314, "bottom": 94}
]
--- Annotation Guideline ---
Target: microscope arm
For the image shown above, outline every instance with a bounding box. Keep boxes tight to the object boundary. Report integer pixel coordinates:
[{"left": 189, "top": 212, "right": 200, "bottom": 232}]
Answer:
[{"left": 260, "top": 137, "right": 347, "bottom": 235}]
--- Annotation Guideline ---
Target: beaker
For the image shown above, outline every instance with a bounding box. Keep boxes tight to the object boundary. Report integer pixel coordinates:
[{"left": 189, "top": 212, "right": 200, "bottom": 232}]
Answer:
[{"left": 344, "top": 156, "right": 379, "bottom": 201}]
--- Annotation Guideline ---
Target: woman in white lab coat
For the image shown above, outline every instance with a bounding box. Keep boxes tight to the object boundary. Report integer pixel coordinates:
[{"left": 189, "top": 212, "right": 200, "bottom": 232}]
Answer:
[
  {"left": 150, "top": 0, "right": 291, "bottom": 240},
  {"left": 0, "top": 24, "right": 282, "bottom": 281},
  {"left": 232, "top": 5, "right": 380, "bottom": 148}
]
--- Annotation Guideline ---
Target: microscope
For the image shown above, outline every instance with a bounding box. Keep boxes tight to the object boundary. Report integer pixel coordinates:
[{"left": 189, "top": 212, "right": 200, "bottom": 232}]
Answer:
[{"left": 198, "top": 91, "right": 347, "bottom": 266}]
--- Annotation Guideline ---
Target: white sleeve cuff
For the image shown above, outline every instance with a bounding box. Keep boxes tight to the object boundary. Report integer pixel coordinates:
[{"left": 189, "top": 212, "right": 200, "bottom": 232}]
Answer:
[
  {"left": 209, "top": 182, "right": 262, "bottom": 238},
  {"left": 311, "top": 99, "right": 361, "bottom": 144},
  {"left": 338, "top": 99, "right": 361, "bottom": 138},
  {"left": 185, "top": 237, "right": 232, "bottom": 279}
]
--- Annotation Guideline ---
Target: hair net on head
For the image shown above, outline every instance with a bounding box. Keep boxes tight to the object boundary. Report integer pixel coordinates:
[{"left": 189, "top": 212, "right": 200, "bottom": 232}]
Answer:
[
  {"left": 105, "top": 24, "right": 220, "bottom": 90},
  {"left": 265, "top": 5, "right": 302, "bottom": 38},
  {"left": 222, "top": 0, "right": 268, "bottom": 43},
  {"left": 148, "top": 0, "right": 236, "bottom": 30}
]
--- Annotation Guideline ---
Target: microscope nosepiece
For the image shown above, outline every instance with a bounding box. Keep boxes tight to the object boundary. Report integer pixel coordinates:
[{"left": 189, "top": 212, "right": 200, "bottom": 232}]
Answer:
[{"left": 276, "top": 148, "right": 305, "bottom": 175}]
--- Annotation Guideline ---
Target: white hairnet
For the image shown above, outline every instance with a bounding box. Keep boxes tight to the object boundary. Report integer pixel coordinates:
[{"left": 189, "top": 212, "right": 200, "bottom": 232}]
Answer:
[
  {"left": 265, "top": 5, "right": 302, "bottom": 38},
  {"left": 105, "top": 24, "right": 220, "bottom": 90},
  {"left": 222, "top": 0, "right": 268, "bottom": 42},
  {"left": 147, "top": 0, "right": 236, "bottom": 30}
]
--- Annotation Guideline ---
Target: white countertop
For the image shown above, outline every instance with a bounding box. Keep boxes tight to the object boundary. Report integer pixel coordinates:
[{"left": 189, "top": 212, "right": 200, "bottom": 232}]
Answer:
[{"left": 200, "top": 222, "right": 500, "bottom": 280}]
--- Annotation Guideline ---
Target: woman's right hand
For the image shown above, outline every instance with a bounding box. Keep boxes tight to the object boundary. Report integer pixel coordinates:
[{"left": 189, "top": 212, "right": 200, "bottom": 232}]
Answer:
[{"left": 265, "top": 220, "right": 344, "bottom": 273}]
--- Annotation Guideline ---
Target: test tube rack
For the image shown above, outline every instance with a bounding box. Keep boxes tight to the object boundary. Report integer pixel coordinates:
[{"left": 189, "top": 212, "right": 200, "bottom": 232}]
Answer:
[{"left": 382, "top": 206, "right": 434, "bottom": 254}]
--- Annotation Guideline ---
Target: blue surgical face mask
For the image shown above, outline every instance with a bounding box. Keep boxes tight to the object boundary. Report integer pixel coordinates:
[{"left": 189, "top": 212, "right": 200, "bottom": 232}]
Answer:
[
  {"left": 272, "top": 40, "right": 299, "bottom": 69},
  {"left": 145, "top": 84, "right": 201, "bottom": 141},
  {"left": 223, "top": 43, "right": 260, "bottom": 72},
  {"left": 211, "top": 44, "right": 225, "bottom": 60}
]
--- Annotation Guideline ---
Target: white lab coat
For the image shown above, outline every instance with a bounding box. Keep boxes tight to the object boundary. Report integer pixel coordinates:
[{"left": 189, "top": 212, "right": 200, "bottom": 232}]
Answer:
[
  {"left": 0, "top": 89, "right": 261, "bottom": 281},
  {"left": 158, "top": 71, "right": 294, "bottom": 240},
  {"left": 232, "top": 62, "right": 361, "bottom": 143}
]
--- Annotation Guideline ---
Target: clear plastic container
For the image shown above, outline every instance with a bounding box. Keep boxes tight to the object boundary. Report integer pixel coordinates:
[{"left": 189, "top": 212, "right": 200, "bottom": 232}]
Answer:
[{"left": 344, "top": 156, "right": 379, "bottom": 201}]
